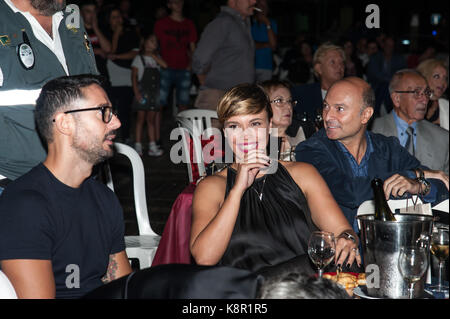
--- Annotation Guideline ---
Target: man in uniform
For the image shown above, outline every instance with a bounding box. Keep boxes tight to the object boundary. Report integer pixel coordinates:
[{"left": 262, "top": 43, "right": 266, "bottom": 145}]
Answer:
[{"left": 0, "top": 0, "right": 98, "bottom": 188}]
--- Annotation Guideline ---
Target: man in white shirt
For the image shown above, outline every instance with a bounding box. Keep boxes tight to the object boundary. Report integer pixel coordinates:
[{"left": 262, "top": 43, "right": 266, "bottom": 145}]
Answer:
[{"left": 0, "top": 0, "right": 98, "bottom": 182}]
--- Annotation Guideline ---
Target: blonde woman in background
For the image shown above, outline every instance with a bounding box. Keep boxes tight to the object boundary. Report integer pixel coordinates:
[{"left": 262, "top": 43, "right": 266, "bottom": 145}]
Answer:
[{"left": 417, "top": 59, "right": 449, "bottom": 130}]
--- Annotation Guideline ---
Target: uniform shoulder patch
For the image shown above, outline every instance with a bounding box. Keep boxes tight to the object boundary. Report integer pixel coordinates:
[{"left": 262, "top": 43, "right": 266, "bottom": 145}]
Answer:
[{"left": 0, "top": 35, "right": 11, "bottom": 46}]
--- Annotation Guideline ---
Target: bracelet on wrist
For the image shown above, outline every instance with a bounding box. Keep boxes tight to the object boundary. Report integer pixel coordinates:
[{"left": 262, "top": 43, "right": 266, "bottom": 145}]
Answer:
[
  {"left": 415, "top": 177, "right": 431, "bottom": 195},
  {"left": 337, "top": 230, "right": 358, "bottom": 245}
]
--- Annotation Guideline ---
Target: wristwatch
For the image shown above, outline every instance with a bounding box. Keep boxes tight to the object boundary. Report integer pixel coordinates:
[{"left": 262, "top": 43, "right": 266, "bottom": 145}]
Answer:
[
  {"left": 266, "top": 24, "right": 272, "bottom": 30},
  {"left": 416, "top": 177, "right": 431, "bottom": 195},
  {"left": 338, "top": 231, "right": 357, "bottom": 244}
]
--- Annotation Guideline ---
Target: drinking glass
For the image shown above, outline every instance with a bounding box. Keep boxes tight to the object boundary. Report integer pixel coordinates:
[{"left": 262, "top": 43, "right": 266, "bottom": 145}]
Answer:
[
  {"left": 429, "top": 226, "right": 449, "bottom": 293},
  {"left": 308, "top": 231, "right": 336, "bottom": 278},
  {"left": 314, "top": 108, "right": 324, "bottom": 130},
  {"left": 398, "top": 246, "right": 429, "bottom": 299}
]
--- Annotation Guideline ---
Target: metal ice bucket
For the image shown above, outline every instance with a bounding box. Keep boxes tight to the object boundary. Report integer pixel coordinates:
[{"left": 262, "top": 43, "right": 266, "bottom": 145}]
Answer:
[{"left": 357, "top": 214, "right": 433, "bottom": 299}]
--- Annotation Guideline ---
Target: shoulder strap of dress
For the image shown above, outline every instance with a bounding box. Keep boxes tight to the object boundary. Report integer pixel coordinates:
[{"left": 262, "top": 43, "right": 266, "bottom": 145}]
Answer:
[
  {"left": 224, "top": 166, "right": 235, "bottom": 199},
  {"left": 140, "top": 55, "right": 146, "bottom": 67}
]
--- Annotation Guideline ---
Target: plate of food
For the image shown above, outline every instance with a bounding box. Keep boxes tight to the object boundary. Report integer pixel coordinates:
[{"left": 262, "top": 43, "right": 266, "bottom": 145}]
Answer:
[
  {"left": 353, "top": 285, "right": 380, "bottom": 299},
  {"left": 322, "top": 272, "right": 366, "bottom": 297}
]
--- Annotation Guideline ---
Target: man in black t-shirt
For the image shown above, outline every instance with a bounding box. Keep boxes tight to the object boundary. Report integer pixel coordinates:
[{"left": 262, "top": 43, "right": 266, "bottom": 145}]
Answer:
[{"left": 0, "top": 75, "right": 132, "bottom": 298}]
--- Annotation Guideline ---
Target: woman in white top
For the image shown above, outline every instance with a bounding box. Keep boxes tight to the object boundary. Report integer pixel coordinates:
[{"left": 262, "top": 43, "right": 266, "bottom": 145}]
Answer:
[
  {"left": 416, "top": 59, "right": 449, "bottom": 130},
  {"left": 131, "top": 34, "right": 167, "bottom": 156}
]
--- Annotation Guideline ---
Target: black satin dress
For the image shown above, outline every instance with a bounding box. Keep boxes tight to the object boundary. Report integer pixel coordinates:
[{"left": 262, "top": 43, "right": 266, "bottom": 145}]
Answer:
[{"left": 219, "top": 163, "right": 318, "bottom": 276}]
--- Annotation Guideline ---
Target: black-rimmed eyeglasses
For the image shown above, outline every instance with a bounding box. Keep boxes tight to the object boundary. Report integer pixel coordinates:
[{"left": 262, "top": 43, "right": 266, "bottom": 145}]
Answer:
[
  {"left": 394, "top": 87, "right": 433, "bottom": 99},
  {"left": 54, "top": 106, "right": 117, "bottom": 123},
  {"left": 270, "top": 98, "right": 298, "bottom": 107}
]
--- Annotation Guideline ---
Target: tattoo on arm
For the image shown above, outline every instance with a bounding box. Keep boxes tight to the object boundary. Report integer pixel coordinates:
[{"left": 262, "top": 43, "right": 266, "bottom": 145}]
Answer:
[{"left": 101, "top": 254, "right": 118, "bottom": 284}]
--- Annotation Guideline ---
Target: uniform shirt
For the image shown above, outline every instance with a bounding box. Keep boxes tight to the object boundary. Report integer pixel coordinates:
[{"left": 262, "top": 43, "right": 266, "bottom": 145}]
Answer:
[
  {"left": 4, "top": 0, "right": 68, "bottom": 75},
  {"left": 0, "top": 1, "right": 98, "bottom": 180}
]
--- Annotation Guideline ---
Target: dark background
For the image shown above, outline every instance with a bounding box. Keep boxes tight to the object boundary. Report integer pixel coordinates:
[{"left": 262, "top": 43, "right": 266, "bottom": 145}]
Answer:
[{"left": 74, "top": 0, "right": 449, "bottom": 53}]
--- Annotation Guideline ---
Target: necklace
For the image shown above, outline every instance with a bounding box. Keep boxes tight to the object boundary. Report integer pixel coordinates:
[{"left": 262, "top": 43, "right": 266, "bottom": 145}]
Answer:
[{"left": 252, "top": 175, "right": 267, "bottom": 201}]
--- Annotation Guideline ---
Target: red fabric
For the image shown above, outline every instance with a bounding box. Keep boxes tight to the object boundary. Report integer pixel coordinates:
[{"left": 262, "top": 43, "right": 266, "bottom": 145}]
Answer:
[
  {"left": 152, "top": 183, "right": 196, "bottom": 266},
  {"left": 188, "top": 134, "right": 224, "bottom": 184},
  {"left": 154, "top": 16, "right": 197, "bottom": 69}
]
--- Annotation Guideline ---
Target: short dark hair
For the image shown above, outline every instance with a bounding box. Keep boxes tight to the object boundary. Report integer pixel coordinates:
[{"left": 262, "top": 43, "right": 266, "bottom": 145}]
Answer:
[
  {"left": 79, "top": 0, "right": 97, "bottom": 10},
  {"left": 258, "top": 272, "right": 350, "bottom": 299},
  {"left": 361, "top": 86, "right": 375, "bottom": 111},
  {"left": 35, "top": 74, "right": 104, "bottom": 144}
]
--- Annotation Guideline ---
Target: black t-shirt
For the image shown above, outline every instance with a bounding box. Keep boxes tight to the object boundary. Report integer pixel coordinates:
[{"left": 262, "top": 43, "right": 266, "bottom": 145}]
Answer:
[{"left": 0, "top": 164, "right": 126, "bottom": 299}]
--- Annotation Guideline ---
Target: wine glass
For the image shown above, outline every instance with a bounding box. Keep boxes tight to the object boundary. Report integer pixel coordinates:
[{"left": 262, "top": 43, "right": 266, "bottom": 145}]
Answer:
[
  {"left": 314, "top": 108, "right": 324, "bottom": 130},
  {"left": 308, "top": 231, "right": 336, "bottom": 278},
  {"left": 429, "top": 226, "right": 449, "bottom": 293},
  {"left": 398, "top": 246, "right": 429, "bottom": 299}
]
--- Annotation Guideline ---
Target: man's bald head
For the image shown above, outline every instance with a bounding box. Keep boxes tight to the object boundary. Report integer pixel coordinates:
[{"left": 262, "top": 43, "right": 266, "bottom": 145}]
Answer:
[
  {"left": 329, "top": 77, "right": 375, "bottom": 112},
  {"left": 323, "top": 77, "right": 375, "bottom": 142}
]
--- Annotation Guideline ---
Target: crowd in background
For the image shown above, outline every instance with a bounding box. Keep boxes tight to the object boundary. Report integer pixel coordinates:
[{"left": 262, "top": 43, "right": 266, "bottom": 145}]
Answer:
[
  {"left": 0, "top": 0, "right": 448, "bottom": 300},
  {"left": 78, "top": 0, "right": 449, "bottom": 157}
]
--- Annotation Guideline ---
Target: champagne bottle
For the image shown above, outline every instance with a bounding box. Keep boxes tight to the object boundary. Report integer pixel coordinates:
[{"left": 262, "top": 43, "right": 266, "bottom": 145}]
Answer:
[{"left": 371, "top": 178, "right": 397, "bottom": 221}]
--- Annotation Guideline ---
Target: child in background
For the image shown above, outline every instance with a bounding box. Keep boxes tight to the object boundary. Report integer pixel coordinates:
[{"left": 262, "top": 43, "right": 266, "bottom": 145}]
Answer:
[{"left": 131, "top": 34, "right": 167, "bottom": 156}]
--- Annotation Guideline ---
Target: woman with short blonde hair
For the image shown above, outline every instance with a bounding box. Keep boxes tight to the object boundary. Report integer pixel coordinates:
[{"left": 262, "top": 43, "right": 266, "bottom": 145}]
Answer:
[
  {"left": 312, "top": 42, "right": 346, "bottom": 79},
  {"left": 190, "top": 83, "right": 361, "bottom": 277},
  {"left": 416, "top": 58, "right": 449, "bottom": 130}
]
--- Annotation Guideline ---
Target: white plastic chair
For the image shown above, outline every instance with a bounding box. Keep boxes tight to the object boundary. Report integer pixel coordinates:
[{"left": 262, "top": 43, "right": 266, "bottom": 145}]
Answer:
[
  {"left": 175, "top": 109, "right": 218, "bottom": 183},
  {"left": 0, "top": 271, "right": 17, "bottom": 299},
  {"left": 106, "top": 142, "right": 160, "bottom": 269}
]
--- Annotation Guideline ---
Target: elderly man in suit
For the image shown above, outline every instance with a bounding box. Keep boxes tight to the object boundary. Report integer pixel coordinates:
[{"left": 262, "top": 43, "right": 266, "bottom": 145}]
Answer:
[{"left": 371, "top": 69, "right": 449, "bottom": 175}]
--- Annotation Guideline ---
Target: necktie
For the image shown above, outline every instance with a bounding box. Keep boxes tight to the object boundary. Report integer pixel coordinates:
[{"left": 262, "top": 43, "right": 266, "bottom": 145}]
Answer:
[{"left": 405, "top": 126, "right": 415, "bottom": 156}]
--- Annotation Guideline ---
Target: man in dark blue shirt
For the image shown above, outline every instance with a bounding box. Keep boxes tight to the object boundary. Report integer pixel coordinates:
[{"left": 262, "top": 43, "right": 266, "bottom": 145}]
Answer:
[
  {"left": 0, "top": 75, "right": 132, "bottom": 298},
  {"left": 295, "top": 77, "right": 448, "bottom": 231}
]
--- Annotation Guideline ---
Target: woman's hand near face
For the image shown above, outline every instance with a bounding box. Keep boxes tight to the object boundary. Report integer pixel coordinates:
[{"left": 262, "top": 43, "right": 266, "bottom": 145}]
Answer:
[{"left": 233, "top": 149, "right": 270, "bottom": 194}]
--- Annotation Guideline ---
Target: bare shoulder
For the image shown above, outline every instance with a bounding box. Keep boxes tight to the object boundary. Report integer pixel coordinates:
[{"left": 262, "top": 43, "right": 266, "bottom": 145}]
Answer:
[
  {"left": 281, "top": 161, "right": 318, "bottom": 179},
  {"left": 193, "top": 171, "right": 227, "bottom": 203}
]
